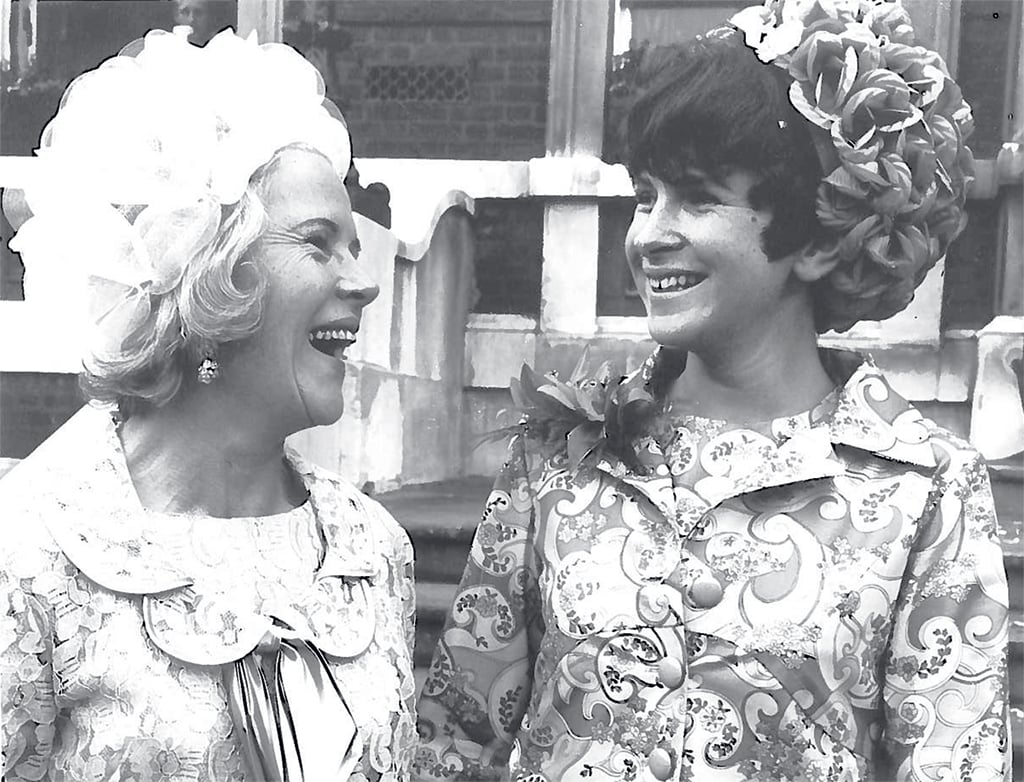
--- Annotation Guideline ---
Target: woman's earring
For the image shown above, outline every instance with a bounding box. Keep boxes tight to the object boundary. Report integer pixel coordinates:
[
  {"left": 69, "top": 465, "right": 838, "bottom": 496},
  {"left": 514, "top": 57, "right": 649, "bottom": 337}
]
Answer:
[{"left": 197, "top": 352, "right": 219, "bottom": 384}]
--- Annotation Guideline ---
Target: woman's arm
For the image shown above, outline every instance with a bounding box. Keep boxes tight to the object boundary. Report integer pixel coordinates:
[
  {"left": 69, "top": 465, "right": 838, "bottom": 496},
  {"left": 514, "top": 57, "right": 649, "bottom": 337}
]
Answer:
[
  {"left": 1, "top": 565, "right": 58, "bottom": 780},
  {"left": 414, "top": 436, "right": 543, "bottom": 781},
  {"left": 879, "top": 451, "right": 1012, "bottom": 781}
]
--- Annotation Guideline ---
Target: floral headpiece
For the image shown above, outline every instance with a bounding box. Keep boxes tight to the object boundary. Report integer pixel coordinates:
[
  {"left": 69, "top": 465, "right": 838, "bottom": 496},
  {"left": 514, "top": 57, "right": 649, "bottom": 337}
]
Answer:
[
  {"left": 729, "top": 0, "right": 974, "bottom": 331},
  {"left": 7, "top": 28, "right": 351, "bottom": 361}
]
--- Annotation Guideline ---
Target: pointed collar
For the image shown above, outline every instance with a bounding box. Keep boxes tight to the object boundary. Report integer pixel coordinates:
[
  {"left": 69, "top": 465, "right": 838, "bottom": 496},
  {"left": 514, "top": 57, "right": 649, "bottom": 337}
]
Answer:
[
  {"left": 612, "top": 347, "right": 937, "bottom": 466},
  {"left": 589, "top": 348, "right": 936, "bottom": 518},
  {"left": 825, "top": 354, "right": 937, "bottom": 468},
  {"left": 28, "top": 405, "right": 377, "bottom": 597}
]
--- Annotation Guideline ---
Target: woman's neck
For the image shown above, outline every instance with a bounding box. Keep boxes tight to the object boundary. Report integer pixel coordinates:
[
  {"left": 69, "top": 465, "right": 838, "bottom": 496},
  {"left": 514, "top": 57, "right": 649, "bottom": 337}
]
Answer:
[
  {"left": 665, "top": 305, "right": 835, "bottom": 424},
  {"left": 118, "top": 394, "right": 307, "bottom": 518}
]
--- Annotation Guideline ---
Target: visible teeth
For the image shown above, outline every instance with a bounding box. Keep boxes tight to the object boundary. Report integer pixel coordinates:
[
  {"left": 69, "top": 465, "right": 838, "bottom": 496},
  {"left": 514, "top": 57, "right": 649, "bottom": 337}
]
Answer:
[
  {"left": 649, "top": 273, "right": 702, "bottom": 292},
  {"left": 308, "top": 328, "right": 358, "bottom": 358},
  {"left": 308, "top": 328, "right": 356, "bottom": 341}
]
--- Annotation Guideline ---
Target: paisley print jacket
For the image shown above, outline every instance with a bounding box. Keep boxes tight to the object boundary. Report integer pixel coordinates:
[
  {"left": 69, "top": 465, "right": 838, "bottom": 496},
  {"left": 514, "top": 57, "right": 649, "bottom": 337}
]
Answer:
[
  {"left": 414, "top": 352, "right": 1011, "bottom": 782},
  {"left": 1, "top": 406, "right": 417, "bottom": 781}
]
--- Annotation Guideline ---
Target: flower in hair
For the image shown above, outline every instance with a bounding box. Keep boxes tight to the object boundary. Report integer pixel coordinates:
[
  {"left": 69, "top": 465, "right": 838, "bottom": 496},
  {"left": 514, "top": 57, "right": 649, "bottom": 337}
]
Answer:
[
  {"left": 10, "top": 28, "right": 351, "bottom": 360},
  {"left": 729, "top": 0, "right": 974, "bottom": 331}
]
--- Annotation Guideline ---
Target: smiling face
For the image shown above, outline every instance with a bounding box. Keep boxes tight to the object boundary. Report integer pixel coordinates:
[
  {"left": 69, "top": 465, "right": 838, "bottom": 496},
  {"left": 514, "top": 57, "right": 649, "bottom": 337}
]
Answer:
[
  {"left": 626, "top": 167, "right": 807, "bottom": 355},
  {"left": 219, "top": 147, "right": 378, "bottom": 435}
]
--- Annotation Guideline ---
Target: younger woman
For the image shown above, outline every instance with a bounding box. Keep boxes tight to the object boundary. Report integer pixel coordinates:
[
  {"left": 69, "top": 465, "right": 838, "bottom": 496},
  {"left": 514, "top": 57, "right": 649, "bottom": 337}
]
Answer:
[{"left": 415, "top": 2, "right": 1010, "bottom": 780}]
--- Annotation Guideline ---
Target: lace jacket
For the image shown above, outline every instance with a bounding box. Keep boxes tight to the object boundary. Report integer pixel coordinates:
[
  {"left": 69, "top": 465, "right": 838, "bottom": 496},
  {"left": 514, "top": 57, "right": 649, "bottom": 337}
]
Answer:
[
  {"left": 0, "top": 405, "right": 417, "bottom": 781},
  {"left": 414, "top": 353, "right": 1011, "bottom": 782}
]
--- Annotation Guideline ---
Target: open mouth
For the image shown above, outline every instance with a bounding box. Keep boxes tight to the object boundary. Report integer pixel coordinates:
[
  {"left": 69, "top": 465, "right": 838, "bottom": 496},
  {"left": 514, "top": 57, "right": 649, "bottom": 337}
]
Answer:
[
  {"left": 648, "top": 271, "right": 707, "bottom": 293},
  {"left": 308, "top": 327, "right": 357, "bottom": 360}
]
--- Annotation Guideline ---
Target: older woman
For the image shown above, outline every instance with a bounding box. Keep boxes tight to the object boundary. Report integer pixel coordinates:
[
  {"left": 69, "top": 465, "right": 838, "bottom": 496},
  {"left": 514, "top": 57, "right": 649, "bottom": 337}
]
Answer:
[
  {"left": 414, "top": 2, "right": 1010, "bottom": 781},
  {"left": 1, "top": 28, "right": 415, "bottom": 782}
]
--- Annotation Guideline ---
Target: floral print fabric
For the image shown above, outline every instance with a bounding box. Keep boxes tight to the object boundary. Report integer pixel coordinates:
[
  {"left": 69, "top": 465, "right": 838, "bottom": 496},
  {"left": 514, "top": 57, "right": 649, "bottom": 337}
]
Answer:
[
  {"left": 414, "top": 352, "right": 1011, "bottom": 782},
  {"left": 1, "top": 406, "right": 417, "bottom": 781}
]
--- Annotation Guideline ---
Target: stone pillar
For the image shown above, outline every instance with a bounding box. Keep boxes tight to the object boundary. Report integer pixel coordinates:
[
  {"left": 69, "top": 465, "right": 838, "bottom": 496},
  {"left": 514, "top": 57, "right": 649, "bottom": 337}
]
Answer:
[
  {"left": 997, "top": 1, "right": 1024, "bottom": 317},
  {"left": 545, "top": 0, "right": 614, "bottom": 157},
  {"left": 540, "top": 0, "right": 614, "bottom": 337},
  {"left": 970, "top": 317, "right": 1024, "bottom": 460},
  {"left": 237, "top": 0, "right": 283, "bottom": 42},
  {"left": 541, "top": 202, "right": 601, "bottom": 335},
  {"left": 902, "top": 0, "right": 960, "bottom": 74}
]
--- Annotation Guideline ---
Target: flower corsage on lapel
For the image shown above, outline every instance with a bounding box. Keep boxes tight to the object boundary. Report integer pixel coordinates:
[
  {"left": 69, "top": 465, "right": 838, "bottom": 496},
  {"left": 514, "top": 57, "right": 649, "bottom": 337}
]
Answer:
[{"left": 484, "top": 349, "right": 674, "bottom": 471}]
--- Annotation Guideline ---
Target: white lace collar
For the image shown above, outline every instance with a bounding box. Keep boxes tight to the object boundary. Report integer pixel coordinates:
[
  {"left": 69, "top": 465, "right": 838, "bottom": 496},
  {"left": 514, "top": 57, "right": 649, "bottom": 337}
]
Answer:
[{"left": 14, "top": 405, "right": 382, "bottom": 664}]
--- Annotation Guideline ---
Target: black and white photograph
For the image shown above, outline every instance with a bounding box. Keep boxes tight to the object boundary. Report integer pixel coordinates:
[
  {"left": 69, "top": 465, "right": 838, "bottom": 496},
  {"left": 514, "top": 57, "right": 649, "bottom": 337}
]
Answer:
[{"left": 0, "top": 1, "right": 1020, "bottom": 780}]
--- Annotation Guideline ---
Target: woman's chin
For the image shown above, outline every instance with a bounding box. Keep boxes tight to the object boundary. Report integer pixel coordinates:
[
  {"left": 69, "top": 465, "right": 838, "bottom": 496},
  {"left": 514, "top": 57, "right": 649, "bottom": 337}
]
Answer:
[
  {"left": 302, "top": 396, "right": 346, "bottom": 429},
  {"left": 646, "top": 316, "right": 698, "bottom": 352},
  {"left": 292, "top": 353, "right": 351, "bottom": 427},
  {"left": 293, "top": 382, "right": 348, "bottom": 430}
]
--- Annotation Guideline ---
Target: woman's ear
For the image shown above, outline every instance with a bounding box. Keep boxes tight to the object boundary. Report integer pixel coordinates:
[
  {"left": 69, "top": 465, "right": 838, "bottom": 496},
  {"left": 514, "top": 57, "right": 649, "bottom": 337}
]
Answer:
[{"left": 792, "top": 239, "right": 841, "bottom": 283}]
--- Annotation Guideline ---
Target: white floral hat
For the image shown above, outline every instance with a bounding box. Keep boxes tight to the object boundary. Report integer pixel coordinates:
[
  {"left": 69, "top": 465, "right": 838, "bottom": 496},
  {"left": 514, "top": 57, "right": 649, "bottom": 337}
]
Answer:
[{"left": 7, "top": 28, "right": 351, "bottom": 360}]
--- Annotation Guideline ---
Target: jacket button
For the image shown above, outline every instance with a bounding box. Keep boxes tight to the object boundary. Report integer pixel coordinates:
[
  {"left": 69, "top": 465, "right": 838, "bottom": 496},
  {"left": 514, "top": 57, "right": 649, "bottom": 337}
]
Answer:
[
  {"left": 688, "top": 577, "right": 723, "bottom": 609},
  {"left": 656, "top": 656, "right": 685, "bottom": 689},
  {"left": 648, "top": 747, "right": 674, "bottom": 780}
]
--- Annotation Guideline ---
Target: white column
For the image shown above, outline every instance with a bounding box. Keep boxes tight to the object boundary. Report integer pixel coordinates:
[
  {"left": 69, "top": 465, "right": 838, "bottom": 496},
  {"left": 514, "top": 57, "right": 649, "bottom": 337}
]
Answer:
[
  {"left": 541, "top": 202, "right": 600, "bottom": 335},
  {"left": 997, "top": 3, "right": 1024, "bottom": 317},
  {"left": 970, "top": 317, "right": 1024, "bottom": 459},
  {"left": 902, "top": 0, "right": 960, "bottom": 74},
  {"left": 540, "top": 0, "right": 614, "bottom": 337},
  {"left": 237, "top": 0, "right": 283, "bottom": 43},
  {"left": 545, "top": 0, "right": 614, "bottom": 157}
]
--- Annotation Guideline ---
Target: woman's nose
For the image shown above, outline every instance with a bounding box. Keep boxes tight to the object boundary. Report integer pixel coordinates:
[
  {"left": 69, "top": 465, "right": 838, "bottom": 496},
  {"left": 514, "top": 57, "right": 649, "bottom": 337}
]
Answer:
[
  {"left": 634, "top": 202, "right": 694, "bottom": 257},
  {"left": 335, "top": 256, "right": 380, "bottom": 306}
]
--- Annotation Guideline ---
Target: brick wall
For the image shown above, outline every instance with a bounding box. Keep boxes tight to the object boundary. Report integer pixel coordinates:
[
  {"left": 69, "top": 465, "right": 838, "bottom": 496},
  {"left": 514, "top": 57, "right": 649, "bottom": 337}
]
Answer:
[{"left": 285, "top": 0, "right": 552, "bottom": 160}]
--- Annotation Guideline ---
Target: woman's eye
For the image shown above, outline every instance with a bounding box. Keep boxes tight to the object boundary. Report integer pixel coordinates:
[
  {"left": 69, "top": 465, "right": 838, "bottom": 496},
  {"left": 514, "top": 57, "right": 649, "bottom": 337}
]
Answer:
[
  {"left": 306, "top": 235, "right": 332, "bottom": 259},
  {"left": 683, "top": 189, "right": 718, "bottom": 209}
]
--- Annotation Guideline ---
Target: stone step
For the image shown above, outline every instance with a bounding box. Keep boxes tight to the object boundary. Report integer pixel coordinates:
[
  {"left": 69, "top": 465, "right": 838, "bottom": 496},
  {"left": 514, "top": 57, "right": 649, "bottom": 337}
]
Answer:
[
  {"left": 377, "top": 476, "right": 488, "bottom": 584},
  {"left": 377, "top": 480, "right": 485, "bottom": 668},
  {"left": 413, "top": 581, "right": 459, "bottom": 668}
]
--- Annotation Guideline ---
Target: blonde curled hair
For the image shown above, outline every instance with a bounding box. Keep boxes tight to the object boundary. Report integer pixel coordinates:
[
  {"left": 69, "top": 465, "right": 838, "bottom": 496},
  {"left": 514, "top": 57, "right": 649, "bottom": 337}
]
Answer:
[{"left": 80, "top": 143, "right": 325, "bottom": 416}]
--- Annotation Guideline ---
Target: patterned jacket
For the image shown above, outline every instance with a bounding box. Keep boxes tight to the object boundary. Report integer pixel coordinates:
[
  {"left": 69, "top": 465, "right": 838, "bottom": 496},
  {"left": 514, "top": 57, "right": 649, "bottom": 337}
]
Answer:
[
  {"left": 1, "top": 405, "right": 418, "bottom": 781},
  {"left": 414, "top": 351, "right": 1011, "bottom": 782}
]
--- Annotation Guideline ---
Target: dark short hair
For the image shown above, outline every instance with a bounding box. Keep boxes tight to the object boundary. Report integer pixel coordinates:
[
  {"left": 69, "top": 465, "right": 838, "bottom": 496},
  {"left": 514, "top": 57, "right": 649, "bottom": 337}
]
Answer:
[{"left": 624, "top": 31, "right": 825, "bottom": 262}]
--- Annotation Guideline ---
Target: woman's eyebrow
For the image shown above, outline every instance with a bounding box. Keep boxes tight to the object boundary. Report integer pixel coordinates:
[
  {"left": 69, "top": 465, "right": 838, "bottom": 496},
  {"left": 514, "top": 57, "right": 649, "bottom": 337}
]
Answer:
[
  {"left": 676, "top": 170, "right": 720, "bottom": 188},
  {"left": 289, "top": 217, "right": 340, "bottom": 234}
]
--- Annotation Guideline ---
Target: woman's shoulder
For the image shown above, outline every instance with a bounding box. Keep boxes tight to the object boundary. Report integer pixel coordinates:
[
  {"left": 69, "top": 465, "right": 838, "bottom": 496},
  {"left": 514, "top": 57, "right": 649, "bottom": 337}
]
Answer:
[
  {"left": 0, "top": 456, "right": 75, "bottom": 598},
  {"left": 287, "top": 449, "right": 413, "bottom": 564},
  {"left": 358, "top": 488, "right": 414, "bottom": 564},
  {"left": 916, "top": 417, "right": 992, "bottom": 503},
  {"left": 828, "top": 353, "right": 985, "bottom": 476}
]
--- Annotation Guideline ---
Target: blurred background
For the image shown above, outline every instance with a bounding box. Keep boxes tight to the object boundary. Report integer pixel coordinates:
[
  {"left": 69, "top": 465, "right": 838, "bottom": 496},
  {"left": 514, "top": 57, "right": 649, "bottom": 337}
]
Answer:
[{"left": 1, "top": 0, "right": 1020, "bottom": 771}]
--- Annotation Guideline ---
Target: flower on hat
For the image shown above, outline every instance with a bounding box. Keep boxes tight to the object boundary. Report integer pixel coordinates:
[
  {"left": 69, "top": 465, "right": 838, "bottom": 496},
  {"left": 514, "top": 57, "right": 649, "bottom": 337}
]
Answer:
[
  {"left": 729, "top": 0, "right": 974, "bottom": 331},
  {"left": 730, "top": 5, "right": 804, "bottom": 63},
  {"left": 863, "top": 2, "right": 915, "bottom": 44},
  {"left": 10, "top": 28, "right": 351, "bottom": 361}
]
